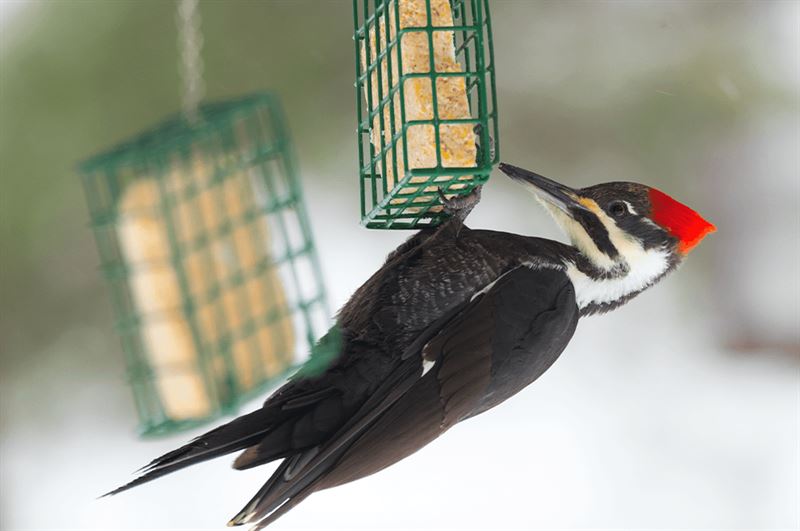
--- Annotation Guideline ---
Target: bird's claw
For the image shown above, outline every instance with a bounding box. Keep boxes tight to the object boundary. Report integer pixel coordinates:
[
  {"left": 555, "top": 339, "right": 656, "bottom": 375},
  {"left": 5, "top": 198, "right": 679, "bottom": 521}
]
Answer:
[{"left": 438, "top": 185, "right": 482, "bottom": 222}]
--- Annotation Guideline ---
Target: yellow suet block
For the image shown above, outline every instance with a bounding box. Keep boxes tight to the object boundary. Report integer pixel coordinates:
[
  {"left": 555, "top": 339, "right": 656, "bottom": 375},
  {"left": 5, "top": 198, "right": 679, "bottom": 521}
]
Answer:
[
  {"left": 361, "top": 0, "right": 476, "bottom": 211},
  {"left": 117, "top": 156, "right": 294, "bottom": 421}
]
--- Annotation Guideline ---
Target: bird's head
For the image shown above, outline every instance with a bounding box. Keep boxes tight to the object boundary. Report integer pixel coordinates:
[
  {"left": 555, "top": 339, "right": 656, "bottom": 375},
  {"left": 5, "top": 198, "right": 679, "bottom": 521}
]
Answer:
[{"left": 499, "top": 163, "right": 716, "bottom": 310}]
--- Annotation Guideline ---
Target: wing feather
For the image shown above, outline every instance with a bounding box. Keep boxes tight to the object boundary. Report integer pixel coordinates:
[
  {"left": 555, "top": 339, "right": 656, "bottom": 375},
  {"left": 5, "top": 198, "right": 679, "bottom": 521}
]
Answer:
[{"left": 232, "top": 265, "right": 579, "bottom": 528}]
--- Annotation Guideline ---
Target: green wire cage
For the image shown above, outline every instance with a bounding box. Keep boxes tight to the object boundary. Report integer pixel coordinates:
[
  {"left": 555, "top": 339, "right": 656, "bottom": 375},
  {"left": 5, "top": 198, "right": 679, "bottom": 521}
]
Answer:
[
  {"left": 81, "top": 93, "right": 329, "bottom": 436},
  {"left": 354, "top": 0, "right": 499, "bottom": 229}
]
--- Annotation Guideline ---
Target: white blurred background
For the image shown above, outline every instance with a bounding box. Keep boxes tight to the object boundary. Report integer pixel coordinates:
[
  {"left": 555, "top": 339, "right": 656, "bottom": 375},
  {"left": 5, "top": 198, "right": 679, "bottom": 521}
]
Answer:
[{"left": 1, "top": 1, "right": 798, "bottom": 530}]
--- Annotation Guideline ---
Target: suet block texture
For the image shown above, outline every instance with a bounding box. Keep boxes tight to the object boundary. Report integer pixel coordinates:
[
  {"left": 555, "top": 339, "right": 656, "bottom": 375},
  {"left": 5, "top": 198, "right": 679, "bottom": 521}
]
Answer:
[
  {"left": 354, "top": 0, "right": 499, "bottom": 229},
  {"left": 80, "top": 94, "right": 329, "bottom": 436}
]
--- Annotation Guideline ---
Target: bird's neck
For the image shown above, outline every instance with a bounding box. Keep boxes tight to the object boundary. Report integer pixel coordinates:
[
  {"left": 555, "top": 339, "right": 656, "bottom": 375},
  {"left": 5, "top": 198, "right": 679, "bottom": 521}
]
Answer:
[{"left": 562, "top": 245, "right": 674, "bottom": 316}]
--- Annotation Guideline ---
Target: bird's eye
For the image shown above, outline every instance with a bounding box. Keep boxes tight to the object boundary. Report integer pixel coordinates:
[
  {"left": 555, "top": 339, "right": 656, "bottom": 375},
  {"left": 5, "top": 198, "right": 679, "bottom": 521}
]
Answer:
[{"left": 608, "top": 201, "right": 628, "bottom": 217}]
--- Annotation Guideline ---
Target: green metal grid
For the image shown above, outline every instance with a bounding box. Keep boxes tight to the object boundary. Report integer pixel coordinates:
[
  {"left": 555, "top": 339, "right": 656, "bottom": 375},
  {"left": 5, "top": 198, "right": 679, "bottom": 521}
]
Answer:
[
  {"left": 354, "top": 0, "right": 499, "bottom": 229},
  {"left": 80, "top": 93, "right": 329, "bottom": 436}
]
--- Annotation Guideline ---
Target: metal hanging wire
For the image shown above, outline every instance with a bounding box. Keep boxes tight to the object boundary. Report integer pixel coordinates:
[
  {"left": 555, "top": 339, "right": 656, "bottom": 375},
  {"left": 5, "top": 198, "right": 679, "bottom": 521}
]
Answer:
[{"left": 177, "top": 0, "right": 205, "bottom": 122}]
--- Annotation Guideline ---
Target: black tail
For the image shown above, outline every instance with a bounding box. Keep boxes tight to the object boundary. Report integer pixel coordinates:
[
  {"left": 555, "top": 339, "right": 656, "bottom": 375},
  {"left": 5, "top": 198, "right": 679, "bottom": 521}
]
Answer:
[
  {"left": 103, "top": 407, "right": 276, "bottom": 497},
  {"left": 227, "top": 358, "right": 423, "bottom": 528},
  {"left": 227, "top": 446, "right": 340, "bottom": 529}
]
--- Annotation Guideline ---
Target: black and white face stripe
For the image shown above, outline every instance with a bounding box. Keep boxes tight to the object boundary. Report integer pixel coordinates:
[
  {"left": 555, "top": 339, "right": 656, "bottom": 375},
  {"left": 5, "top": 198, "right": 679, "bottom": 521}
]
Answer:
[
  {"left": 579, "top": 182, "right": 680, "bottom": 252},
  {"left": 557, "top": 188, "right": 678, "bottom": 314},
  {"left": 569, "top": 206, "right": 620, "bottom": 260}
]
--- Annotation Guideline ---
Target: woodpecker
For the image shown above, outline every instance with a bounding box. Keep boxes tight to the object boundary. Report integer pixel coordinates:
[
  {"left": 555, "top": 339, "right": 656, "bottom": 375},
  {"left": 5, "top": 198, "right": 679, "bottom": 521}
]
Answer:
[{"left": 106, "top": 163, "right": 716, "bottom": 529}]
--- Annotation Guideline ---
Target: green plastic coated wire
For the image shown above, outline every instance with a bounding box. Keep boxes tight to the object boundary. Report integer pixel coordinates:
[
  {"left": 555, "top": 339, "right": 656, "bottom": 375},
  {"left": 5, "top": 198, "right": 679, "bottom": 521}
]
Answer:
[
  {"left": 80, "top": 93, "right": 329, "bottom": 437},
  {"left": 353, "top": 0, "right": 499, "bottom": 229}
]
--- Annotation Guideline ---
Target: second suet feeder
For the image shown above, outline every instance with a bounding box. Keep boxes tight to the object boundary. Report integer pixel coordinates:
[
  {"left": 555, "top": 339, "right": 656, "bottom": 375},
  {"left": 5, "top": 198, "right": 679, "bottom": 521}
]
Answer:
[{"left": 81, "top": 94, "right": 328, "bottom": 436}]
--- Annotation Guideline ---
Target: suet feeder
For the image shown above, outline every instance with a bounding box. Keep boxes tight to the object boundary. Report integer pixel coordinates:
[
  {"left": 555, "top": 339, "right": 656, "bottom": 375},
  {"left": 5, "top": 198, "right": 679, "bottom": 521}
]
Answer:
[
  {"left": 81, "top": 93, "right": 328, "bottom": 436},
  {"left": 354, "top": 0, "right": 499, "bottom": 229}
]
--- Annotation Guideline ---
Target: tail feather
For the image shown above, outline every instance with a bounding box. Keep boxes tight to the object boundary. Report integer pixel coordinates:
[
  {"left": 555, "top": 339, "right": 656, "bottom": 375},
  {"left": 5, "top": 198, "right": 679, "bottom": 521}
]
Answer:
[
  {"left": 104, "top": 407, "right": 276, "bottom": 497},
  {"left": 227, "top": 448, "right": 331, "bottom": 528},
  {"left": 229, "top": 358, "right": 422, "bottom": 528},
  {"left": 249, "top": 488, "right": 315, "bottom": 531},
  {"left": 231, "top": 420, "right": 294, "bottom": 471},
  {"left": 227, "top": 460, "right": 293, "bottom": 526}
]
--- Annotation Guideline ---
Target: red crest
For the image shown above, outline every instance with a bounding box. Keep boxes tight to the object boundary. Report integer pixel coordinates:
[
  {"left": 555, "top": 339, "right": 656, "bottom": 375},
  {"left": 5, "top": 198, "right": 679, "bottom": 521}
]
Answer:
[{"left": 648, "top": 188, "right": 716, "bottom": 254}]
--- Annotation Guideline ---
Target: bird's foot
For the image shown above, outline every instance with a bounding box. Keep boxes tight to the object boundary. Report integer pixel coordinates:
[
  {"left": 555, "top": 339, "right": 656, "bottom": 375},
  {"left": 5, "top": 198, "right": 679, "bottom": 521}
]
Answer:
[{"left": 437, "top": 185, "right": 482, "bottom": 223}]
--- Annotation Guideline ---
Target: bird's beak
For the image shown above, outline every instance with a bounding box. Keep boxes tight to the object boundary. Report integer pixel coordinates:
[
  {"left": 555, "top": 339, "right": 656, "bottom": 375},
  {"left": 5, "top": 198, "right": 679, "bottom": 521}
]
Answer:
[{"left": 498, "top": 163, "right": 588, "bottom": 215}]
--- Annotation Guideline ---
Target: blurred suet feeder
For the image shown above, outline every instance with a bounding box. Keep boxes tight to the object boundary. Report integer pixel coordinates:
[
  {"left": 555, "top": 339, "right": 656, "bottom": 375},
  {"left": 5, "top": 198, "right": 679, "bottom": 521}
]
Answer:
[
  {"left": 81, "top": 94, "right": 328, "bottom": 436},
  {"left": 354, "top": 0, "right": 499, "bottom": 229},
  {"left": 80, "top": 0, "right": 328, "bottom": 437}
]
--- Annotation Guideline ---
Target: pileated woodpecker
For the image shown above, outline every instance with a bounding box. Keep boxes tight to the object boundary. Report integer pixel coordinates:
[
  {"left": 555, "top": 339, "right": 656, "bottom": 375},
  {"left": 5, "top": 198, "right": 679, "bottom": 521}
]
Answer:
[{"left": 106, "top": 163, "right": 716, "bottom": 529}]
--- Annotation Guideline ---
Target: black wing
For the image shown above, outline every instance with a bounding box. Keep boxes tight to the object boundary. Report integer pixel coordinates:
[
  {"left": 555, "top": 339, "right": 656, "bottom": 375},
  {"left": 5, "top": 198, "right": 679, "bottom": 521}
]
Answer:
[{"left": 232, "top": 265, "right": 579, "bottom": 528}]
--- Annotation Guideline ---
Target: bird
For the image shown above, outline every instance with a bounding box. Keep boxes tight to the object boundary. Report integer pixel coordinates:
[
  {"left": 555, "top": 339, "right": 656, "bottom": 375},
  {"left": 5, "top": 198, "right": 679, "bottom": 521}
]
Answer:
[{"left": 105, "top": 162, "right": 716, "bottom": 529}]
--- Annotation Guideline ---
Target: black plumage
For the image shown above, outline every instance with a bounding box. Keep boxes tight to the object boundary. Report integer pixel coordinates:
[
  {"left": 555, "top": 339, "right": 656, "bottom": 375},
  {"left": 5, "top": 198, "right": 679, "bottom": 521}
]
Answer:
[{"left": 109, "top": 216, "right": 580, "bottom": 526}]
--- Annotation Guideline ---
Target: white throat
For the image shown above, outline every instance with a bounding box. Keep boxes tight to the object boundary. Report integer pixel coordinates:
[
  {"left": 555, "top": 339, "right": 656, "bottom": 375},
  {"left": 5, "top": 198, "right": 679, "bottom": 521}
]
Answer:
[{"left": 566, "top": 247, "right": 670, "bottom": 310}]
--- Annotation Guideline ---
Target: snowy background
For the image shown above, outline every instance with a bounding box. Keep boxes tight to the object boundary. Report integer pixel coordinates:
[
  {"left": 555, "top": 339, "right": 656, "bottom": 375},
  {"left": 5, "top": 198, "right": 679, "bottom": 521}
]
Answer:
[{"left": 1, "top": 1, "right": 798, "bottom": 530}]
